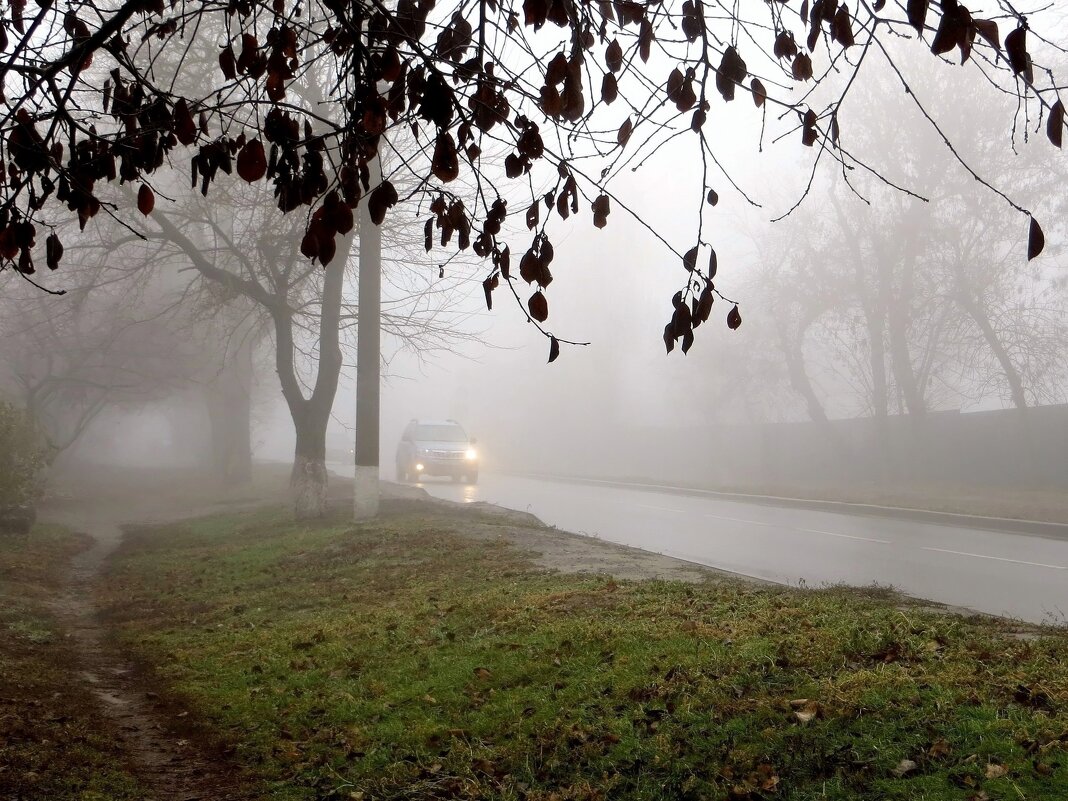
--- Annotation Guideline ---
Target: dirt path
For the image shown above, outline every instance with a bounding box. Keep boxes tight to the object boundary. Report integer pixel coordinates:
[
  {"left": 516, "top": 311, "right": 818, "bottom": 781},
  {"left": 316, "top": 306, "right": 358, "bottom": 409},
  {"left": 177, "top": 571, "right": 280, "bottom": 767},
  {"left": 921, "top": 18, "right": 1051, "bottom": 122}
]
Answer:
[
  {"left": 27, "top": 476, "right": 762, "bottom": 800},
  {"left": 41, "top": 500, "right": 262, "bottom": 801},
  {"left": 30, "top": 479, "right": 741, "bottom": 800}
]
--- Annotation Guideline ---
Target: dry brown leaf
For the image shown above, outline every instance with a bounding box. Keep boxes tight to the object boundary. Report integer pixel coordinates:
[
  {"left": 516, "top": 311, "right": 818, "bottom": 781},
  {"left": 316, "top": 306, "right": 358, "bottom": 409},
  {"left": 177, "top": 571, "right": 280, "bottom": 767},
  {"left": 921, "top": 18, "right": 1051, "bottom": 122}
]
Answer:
[
  {"left": 984, "top": 763, "right": 1008, "bottom": 780},
  {"left": 892, "top": 758, "right": 918, "bottom": 777},
  {"left": 792, "top": 699, "right": 822, "bottom": 724},
  {"left": 929, "top": 738, "right": 952, "bottom": 758}
]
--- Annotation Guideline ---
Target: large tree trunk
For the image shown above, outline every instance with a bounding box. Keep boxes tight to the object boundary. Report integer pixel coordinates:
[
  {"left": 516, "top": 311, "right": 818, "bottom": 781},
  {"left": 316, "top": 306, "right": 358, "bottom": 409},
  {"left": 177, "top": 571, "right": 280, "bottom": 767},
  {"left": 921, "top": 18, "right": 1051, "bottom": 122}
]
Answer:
[
  {"left": 291, "top": 414, "right": 329, "bottom": 519},
  {"left": 154, "top": 205, "right": 347, "bottom": 518},
  {"left": 274, "top": 252, "right": 347, "bottom": 520}
]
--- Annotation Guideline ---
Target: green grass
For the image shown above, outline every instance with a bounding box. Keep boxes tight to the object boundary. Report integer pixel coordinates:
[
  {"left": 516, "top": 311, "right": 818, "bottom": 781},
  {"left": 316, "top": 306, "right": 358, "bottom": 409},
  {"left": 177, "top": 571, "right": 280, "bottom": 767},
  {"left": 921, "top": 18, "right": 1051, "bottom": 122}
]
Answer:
[
  {"left": 102, "top": 503, "right": 1068, "bottom": 801},
  {"left": 0, "top": 525, "right": 145, "bottom": 800}
]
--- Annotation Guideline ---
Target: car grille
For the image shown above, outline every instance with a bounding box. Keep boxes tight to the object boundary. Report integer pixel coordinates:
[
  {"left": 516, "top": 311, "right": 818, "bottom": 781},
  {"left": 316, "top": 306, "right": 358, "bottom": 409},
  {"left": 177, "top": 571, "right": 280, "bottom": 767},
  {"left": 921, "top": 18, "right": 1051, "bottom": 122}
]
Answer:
[{"left": 428, "top": 449, "right": 464, "bottom": 459}]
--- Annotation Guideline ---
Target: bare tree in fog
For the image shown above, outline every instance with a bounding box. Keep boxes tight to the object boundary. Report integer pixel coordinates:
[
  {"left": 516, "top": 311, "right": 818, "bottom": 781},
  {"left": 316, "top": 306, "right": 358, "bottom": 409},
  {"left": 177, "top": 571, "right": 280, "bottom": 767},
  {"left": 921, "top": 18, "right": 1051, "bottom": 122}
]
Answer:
[
  {"left": 741, "top": 59, "right": 1068, "bottom": 423},
  {"left": 181, "top": 288, "right": 265, "bottom": 485},
  {"left": 0, "top": 263, "right": 198, "bottom": 456},
  {"left": 1, "top": 0, "right": 1065, "bottom": 361},
  {"left": 135, "top": 176, "right": 479, "bottom": 518}
]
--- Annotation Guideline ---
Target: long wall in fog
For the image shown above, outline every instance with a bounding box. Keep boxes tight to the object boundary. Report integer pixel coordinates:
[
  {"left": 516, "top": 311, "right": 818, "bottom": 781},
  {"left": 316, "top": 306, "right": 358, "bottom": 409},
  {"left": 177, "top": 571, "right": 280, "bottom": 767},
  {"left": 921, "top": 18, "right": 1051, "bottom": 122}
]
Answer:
[{"left": 501, "top": 405, "right": 1068, "bottom": 490}]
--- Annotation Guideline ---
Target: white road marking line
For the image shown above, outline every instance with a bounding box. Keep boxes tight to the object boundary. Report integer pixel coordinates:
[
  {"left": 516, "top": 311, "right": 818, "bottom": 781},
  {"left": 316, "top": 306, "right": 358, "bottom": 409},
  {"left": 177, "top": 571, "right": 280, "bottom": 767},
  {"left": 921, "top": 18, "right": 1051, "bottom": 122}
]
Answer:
[
  {"left": 704, "top": 514, "right": 892, "bottom": 544},
  {"left": 921, "top": 547, "right": 1067, "bottom": 570},
  {"left": 794, "top": 527, "right": 893, "bottom": 545},
  {"left": 633, "top": 504, "right": 890, "bottom": 544}
]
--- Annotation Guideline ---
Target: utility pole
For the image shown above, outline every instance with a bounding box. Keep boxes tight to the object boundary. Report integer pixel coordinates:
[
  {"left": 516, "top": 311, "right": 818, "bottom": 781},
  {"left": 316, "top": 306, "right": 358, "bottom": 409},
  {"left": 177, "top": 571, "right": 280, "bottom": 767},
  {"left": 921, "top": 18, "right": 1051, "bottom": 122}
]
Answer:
[{"left": 353, "top": 153, "right": 382, "bottom": 519}]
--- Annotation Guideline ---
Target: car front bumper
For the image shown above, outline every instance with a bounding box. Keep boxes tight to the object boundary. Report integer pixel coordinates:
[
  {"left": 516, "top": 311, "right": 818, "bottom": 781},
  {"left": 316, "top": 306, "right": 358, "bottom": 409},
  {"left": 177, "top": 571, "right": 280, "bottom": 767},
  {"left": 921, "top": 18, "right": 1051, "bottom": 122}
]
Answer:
[{"left": 413, "top": 457, "right": 478, "bottom": 477}]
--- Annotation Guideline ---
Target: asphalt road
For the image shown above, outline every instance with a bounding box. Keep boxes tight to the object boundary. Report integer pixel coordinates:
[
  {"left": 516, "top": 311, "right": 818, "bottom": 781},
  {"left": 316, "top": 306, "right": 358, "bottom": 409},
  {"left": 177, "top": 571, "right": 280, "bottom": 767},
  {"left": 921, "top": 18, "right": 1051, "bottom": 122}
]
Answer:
[{"left": 394, "top": 472, "right": 1068, "bottom": 624}]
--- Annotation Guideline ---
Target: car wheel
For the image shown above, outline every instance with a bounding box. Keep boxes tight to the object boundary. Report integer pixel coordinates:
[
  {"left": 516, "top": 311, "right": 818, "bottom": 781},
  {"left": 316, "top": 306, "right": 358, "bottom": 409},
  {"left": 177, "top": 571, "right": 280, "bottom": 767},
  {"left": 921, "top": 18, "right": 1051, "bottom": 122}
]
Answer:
[
  {"left": 466, "top": 472, "right": 479, "bottom": 485},
  {"left": 396, "top": 461, "right": 408, "bottom": 483}
]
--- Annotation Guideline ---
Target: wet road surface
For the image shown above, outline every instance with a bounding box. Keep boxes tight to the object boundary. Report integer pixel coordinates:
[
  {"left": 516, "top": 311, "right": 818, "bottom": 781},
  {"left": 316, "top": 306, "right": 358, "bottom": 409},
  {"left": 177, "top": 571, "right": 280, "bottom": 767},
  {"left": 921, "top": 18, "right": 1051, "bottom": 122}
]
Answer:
[{"left": 337, "top": 466, "right": 1068, "bottom": 623}]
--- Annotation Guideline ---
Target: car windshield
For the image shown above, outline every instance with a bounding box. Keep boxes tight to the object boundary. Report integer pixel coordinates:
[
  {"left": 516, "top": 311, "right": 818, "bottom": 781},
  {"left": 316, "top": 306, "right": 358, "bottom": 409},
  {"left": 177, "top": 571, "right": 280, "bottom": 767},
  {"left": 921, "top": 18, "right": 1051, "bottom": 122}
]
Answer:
[{"left": 415, "top": 425, "right": 467, "bottom": 442}]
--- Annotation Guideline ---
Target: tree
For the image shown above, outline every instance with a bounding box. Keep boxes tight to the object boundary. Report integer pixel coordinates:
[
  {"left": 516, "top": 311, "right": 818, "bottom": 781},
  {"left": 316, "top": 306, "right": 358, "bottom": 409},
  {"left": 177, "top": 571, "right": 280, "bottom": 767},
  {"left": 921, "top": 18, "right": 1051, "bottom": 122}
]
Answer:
[
  {"left": 183, "top": 290, "right": 265, "bottom": 485},
  {"left": 134, "top": 173, "right": 481, "bottom": 516},
  {"left": 0, "top": 399, "right": 49, "bottom": 533},
  {"left": 0, "top": 0, "right": 1064, "bottom": 360},
  {"left": 0, "top": 264, "right": 199, "bottom": 456},
  {"left": 708, "top": 46, "right": 1067, "bottom": 431}
]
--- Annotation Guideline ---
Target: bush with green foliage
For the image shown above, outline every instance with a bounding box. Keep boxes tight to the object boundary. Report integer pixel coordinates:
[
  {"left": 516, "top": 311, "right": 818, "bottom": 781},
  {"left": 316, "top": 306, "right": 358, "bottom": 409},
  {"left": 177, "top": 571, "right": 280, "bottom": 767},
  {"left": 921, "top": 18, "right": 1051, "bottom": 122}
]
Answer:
[{"left": 0, "top": 400, "right": 49, "bottom": 509}]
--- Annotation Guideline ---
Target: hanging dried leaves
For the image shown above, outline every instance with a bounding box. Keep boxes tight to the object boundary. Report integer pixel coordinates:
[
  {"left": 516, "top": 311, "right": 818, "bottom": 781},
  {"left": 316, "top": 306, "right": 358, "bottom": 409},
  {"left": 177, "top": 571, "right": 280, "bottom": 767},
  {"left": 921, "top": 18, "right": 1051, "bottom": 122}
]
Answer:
[
  {"left": 432, "top": 131, "right": 460, "bottom": 183},
  {"left": 600, "top": 73, "right": 618, "bottom": 104},
  {"left": 1005, "top": 25, "right": 1033, "bottom": 82},
  {"left": 907, "top": 0, "right": 928, "bottom": 34},
  {"left": 1027, "top": 217, "right": 1044, "bottom": 261},
  {"left": 716, "top": 47, "right": 747, "bottom": 102},
  {"left": 726, "top": 304, "right": 742, "bottom": 330},
  {"left": 368, "top": 181, "right": 399, "bottom": 226},
  {"left": 683, "top": 246, "right": 699, "bottom": 272},
  {"left": 482, "top": 273, "right": 499, "bottom": 310},
  {"left": 1048, "top": 100, "right": 1064, "bottom": 148},
  {"left": 751, "top": 78, "right": 767, "bottom": 107},
  {"left": 45, "top": 233, "right": 63, "bottom": 270},
  {"left": 774, "top": 31, "right": 799, "bottom": 60},
  {"left": 802, "top": 110, "right": 819, "bottom": 146},
  {"left": 591, "top": 194, "right": 611, "bottom": 228},
  {"left": 792, "top": 53, "right": 814, "bottom": 82},
  {"left": 137, "top": 184, "right": 155, "bottom": 216},
  {"left": 236, "top": 139, "right": 267, "bottom": 182},
  {"left": 520, "top": 233, "right": 554, "bottom": 287},
  {"left": 831, "top": 4, "right": 854, "bottom": 48},
  {"left": 528, "top": 290, "right": 549, "bottom": 322},
  {"left": 974, "top": 19, "right": 1000, "bottom": 50},
  {"left": 605, "top": 39, "right": 623, "bottom": 73},
  {"left": 0, "top": 0, "right": 1059, "bottom": 363}
]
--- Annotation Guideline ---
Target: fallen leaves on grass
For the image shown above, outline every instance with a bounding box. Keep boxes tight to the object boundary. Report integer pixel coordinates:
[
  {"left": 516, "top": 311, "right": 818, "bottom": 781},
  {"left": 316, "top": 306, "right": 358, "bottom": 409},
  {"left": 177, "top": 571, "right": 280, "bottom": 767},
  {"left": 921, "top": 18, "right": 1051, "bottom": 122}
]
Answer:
[
  {"left": 984, "top": 762, "right": 1008, "bottom": 780},
  {"left": 892, "top": 758, "right": 919, "bottom": 777},
  {"left": 929, "top": 738, "right": 952, "bottom": 758},
  {"left": 789, "top": 698, "right": 823, "bottom": 724}
]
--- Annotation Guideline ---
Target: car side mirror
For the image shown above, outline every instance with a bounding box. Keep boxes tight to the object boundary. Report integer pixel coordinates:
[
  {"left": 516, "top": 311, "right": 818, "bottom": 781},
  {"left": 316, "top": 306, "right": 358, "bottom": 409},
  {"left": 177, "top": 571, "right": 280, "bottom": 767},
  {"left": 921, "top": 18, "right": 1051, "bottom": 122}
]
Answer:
[{"left": 470, "top": 437, "right": 478, "bottom": 445}]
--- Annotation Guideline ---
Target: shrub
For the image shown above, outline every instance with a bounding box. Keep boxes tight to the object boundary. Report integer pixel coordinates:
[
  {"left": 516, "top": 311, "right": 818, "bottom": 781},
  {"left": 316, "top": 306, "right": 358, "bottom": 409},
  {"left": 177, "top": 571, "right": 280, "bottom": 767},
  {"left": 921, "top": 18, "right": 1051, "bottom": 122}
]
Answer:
[{"left": 0, "top": 400, "right": 50, "bottom": 509}]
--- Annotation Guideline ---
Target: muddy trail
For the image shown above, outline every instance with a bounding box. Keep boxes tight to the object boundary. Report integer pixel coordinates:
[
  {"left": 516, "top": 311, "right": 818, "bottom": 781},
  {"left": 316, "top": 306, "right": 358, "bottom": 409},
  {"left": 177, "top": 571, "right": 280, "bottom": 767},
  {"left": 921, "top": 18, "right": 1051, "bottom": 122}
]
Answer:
[
  {"left": 42, "top": 499, "right": 263, "bottom": 801},
  {"left": 29, "top": 468, "right": 730, "bottom": 799}
]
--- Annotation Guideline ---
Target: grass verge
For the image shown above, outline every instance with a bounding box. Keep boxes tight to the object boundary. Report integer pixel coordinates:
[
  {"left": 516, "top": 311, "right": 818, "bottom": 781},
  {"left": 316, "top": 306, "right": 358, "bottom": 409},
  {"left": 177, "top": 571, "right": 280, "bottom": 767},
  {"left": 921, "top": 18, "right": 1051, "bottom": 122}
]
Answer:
[
  {"left": 101, "top": 501, "right": 1068, "bottom": 801},
  {"left": 0, "top": 525, "right": 144, "bottom": 800}
]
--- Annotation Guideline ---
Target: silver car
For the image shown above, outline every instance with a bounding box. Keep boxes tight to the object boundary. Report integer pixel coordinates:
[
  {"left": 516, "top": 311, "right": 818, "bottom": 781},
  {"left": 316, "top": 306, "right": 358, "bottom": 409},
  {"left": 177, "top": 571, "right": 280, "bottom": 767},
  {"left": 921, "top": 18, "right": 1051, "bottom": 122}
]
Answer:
[{"left": 396, "top": 419, "right": 479, "bottom": 484}]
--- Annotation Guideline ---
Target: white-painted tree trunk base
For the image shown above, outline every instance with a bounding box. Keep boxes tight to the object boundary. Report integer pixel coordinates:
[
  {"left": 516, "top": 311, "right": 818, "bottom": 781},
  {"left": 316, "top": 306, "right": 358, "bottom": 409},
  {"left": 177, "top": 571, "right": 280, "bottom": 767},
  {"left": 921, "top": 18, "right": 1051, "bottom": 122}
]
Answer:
[
  {"left": 353, "top": 465, "right": 380, "bottom": 519},
  {"left": 292, "top": 455, "right": 328, "bottom": 519}
]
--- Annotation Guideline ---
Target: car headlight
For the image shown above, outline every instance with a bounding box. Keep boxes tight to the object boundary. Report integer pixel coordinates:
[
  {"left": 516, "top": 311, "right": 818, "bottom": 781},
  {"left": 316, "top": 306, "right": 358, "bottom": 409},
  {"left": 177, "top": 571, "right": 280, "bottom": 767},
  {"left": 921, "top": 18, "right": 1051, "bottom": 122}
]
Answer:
[{"left": 465, "top": 448, "right": 478, "bottom": 461}]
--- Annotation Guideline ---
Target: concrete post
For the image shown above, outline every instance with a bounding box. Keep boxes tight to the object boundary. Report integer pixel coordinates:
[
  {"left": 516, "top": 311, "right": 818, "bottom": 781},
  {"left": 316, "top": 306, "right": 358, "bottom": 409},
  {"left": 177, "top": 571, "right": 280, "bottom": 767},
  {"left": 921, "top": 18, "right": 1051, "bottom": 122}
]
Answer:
[{"left": 353, "top": 153, "right": 382, "bottom": 519}]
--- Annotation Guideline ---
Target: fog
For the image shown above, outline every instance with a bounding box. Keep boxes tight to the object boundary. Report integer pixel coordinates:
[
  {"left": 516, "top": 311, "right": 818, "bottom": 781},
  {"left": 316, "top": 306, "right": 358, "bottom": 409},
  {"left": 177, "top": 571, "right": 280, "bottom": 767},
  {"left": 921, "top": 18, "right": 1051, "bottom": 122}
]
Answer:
[
  {"left": 3, "top": 21, "right": 1067, "bottom": 520},
  {"left": 8, "top": 6, "right": 1068, "bottom": 800}
]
